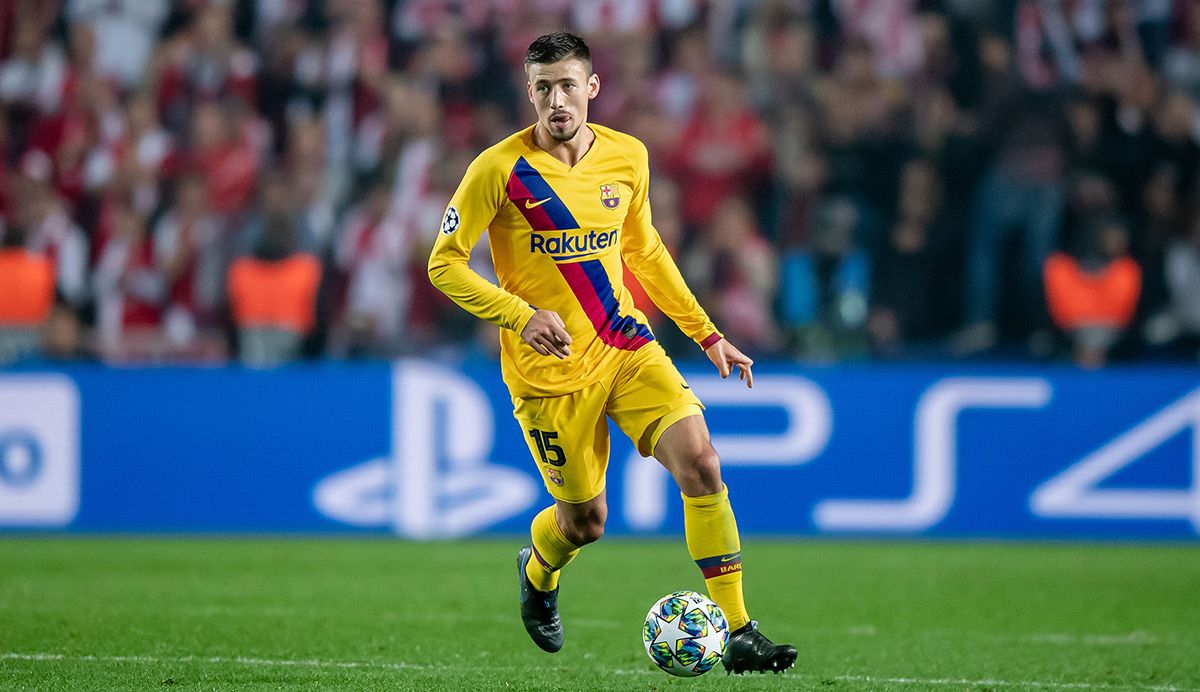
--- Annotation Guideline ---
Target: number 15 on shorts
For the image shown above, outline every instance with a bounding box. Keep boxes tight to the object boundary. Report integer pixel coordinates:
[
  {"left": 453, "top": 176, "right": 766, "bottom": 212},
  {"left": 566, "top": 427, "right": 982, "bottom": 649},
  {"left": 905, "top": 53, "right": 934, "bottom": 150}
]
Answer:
[{"left": 528, "top": 428, "right": 566, "bottom": 467}]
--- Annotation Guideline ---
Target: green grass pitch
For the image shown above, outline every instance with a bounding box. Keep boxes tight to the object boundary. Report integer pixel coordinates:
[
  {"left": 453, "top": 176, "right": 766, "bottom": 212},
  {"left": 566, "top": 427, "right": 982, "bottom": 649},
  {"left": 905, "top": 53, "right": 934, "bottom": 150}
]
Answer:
[{"left": 1, "top": 538, "right": 1197, "bottom": 691}]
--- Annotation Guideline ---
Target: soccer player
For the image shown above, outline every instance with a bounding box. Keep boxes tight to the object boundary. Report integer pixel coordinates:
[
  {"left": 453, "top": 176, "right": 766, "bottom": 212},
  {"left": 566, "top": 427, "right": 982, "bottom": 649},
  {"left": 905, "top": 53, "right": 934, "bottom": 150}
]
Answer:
[{"left": 427, "top": 32, "right": 797, "bottom": 675}]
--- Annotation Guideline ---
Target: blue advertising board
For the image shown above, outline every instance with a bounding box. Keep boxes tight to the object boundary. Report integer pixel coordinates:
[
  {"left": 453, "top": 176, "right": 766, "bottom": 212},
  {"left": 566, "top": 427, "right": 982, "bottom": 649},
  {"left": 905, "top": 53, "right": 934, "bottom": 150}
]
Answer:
[{"left": 1, "top": 361, "right": 1197, "bottom": 539}]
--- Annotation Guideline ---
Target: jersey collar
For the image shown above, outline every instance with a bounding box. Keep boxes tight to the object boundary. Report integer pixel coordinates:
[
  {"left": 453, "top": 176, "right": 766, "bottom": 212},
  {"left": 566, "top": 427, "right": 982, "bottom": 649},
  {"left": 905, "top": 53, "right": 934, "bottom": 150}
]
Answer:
[{"left": 527, "top": 124, "right": 600, "bottom": 172}]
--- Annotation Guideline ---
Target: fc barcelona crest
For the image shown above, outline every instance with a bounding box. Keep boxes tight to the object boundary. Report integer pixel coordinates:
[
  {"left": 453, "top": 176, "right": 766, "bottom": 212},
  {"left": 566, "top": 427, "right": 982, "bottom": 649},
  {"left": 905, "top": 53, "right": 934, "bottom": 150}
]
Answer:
[{"left": 600, "top": 184, "right": 620, "bottom": 210}]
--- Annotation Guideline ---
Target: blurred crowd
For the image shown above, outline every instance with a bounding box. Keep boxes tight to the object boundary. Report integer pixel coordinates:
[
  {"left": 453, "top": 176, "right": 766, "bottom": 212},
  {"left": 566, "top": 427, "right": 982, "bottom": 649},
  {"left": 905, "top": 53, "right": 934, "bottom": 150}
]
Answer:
[{"left": 2, "top": 0, "right": 1200, "bottom": 367}]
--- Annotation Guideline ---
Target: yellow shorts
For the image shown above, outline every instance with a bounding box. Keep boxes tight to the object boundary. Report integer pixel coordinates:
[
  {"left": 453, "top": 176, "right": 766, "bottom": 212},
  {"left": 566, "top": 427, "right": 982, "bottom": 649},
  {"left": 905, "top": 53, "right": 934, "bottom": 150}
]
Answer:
[{"left": 512, "top": 343, "right": 704, "bottom": 503}]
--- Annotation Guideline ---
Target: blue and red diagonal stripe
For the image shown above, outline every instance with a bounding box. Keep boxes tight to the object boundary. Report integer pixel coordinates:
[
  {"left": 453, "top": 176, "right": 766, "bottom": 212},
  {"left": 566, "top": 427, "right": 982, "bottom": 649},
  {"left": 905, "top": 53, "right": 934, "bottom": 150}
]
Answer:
[
  {"left": 558, "top": 259, "right": 654, "bottom": 351},
  {"left": 695, "top": 552, "right": 742, "bottom": 579},
  {"left": 507, "top": 157, "right": 578, "bottom": 231}
]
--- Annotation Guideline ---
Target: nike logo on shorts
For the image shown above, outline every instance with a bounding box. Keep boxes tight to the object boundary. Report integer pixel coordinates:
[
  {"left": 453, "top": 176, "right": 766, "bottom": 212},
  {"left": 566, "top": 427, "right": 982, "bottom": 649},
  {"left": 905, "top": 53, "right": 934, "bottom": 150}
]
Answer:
[{"left": 721, "top": 553, "right": 740, "bottom": 562}]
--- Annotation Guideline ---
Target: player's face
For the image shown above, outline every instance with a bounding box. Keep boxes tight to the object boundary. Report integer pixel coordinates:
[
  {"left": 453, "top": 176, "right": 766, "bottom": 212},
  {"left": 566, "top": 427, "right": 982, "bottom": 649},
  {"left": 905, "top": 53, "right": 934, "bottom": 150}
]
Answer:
[{"left": 526, "top": 59, "right": 599, "bottom": 142}]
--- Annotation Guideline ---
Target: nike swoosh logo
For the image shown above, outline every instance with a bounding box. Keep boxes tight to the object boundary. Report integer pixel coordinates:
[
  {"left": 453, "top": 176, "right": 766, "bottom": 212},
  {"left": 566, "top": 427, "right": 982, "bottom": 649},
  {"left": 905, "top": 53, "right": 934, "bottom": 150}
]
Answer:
[
  {"left": 681, "top": 383, "right": 690, "bottom": 390},
  {"left": 721, "top": 554, "right": 740, "bottom": 562},
  {"left": 525, "top": 198, "right": 552, "bottom": 209}
]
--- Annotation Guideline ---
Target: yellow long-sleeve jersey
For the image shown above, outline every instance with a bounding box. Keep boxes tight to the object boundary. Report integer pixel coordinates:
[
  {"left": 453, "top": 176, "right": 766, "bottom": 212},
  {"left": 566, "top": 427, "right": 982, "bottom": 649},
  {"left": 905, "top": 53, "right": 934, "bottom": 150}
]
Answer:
[{"left": 428, "top": 123, "right": 720, "bottom": 398}]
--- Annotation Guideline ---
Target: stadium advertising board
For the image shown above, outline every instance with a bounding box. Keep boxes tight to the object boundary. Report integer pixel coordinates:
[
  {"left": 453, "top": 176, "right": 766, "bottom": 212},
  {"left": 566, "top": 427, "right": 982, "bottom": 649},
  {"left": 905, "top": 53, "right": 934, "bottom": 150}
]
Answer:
[{"left": 1, "top": 362, "right": 1197, "bottom": 539}]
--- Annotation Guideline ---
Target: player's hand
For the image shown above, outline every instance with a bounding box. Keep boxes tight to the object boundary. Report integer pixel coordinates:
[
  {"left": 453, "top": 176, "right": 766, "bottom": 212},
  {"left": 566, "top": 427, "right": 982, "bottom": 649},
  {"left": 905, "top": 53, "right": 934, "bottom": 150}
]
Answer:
[
  {"left": 704, "top": 338, "right": 753, "bottom": 389},
  {"left": 521, "top": 310, "right": 573, "bottom": 359}
]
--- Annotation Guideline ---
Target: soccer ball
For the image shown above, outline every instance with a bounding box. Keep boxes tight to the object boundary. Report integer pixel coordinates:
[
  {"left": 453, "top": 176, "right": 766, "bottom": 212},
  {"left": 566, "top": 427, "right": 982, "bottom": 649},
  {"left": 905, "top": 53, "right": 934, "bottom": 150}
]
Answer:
[{"left": 642, "top": 591, "right": 729, "bottom": 677}]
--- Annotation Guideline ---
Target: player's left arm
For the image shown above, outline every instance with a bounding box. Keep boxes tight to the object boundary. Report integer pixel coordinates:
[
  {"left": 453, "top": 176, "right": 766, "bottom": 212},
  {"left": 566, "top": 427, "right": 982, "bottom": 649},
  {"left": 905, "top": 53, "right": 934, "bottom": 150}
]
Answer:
[{"left": 620, "top": 142, "right": 752, "bottom": 388}]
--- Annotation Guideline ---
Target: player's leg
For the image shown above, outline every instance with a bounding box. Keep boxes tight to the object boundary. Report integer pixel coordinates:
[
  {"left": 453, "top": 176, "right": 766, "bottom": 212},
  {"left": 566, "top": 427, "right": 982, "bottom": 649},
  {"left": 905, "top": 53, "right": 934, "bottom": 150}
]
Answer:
[
  {"left": 526, "top": 490, "right": 606, "bottom": 593},
  {"left": 653, "top": 414, "right": 798, "bottom": 675},
  {"left": 513, "top": 383, "right": 610, "bottom": 652},
  {"left": 516, "top": 491, "right": 605, "bottom": 654},
  {"left": 651, "top": 415, "right": 746, "bottom": 627},
  {"left": 607, "top": 347, "right": 796, "bottom": 674},
  {"left": 605, "top": 349, "right": 750, "bottom": 628}
]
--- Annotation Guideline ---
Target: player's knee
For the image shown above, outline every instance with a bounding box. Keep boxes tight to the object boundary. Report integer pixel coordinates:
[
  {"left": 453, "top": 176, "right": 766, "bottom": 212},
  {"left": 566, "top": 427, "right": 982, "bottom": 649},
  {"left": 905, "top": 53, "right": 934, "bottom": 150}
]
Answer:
[
  {"left": 694, "top": 448, "right": 723, "bottom": 493},
  {"left": 562, "top": 507, "right": 606, "bottom": 546},
  {"left": 563, "top": 519, "right": 604, "bottom": 546},
  {"left": 675, "top": 447, "right": 723, "bottom": 496}
]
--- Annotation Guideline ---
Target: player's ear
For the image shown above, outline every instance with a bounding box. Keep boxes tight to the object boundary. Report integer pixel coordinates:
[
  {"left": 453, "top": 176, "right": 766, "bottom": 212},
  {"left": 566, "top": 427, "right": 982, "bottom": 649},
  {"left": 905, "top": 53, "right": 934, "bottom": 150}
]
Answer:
[{"left": 587, "top": 73, "right": 600, "bottom": 100}]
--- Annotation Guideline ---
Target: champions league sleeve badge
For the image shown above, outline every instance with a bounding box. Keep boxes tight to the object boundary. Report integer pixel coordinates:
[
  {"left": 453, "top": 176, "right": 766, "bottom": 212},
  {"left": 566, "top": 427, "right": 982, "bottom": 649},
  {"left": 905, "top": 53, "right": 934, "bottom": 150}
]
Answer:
[{"left": 440, "top": 206, "right": 460, "bottom": 235}]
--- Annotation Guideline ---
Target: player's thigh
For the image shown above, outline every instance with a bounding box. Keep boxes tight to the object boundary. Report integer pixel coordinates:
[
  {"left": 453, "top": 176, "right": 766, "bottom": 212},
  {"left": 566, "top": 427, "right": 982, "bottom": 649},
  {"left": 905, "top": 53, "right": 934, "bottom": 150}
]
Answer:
[
  {"left": 512, "top": 384, "right": 610, "bottom": 503},
  {"left": 607, "top": 347, "right": 704, "bottom": 458}
]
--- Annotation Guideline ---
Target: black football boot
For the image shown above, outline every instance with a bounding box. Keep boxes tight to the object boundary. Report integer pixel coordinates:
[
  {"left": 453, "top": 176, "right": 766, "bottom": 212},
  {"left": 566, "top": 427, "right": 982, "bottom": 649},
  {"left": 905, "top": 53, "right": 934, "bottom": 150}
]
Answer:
[
  {"left": 722, "top": 620, "right": 797, "bottom": 674},
  {"left": 517, "top": 545, "right": 563, "bottom": 653}
]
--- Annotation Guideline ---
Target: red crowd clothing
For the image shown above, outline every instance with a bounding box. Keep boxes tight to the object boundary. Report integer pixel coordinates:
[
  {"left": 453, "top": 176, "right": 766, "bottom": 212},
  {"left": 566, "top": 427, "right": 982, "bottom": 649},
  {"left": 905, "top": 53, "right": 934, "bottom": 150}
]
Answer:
[
  {"left": 666, "top": 107, "right": 771, "bottom": 227},
  {"left": 195, "top": 141, "right": 260, "bottom": 214},
  {"left": 227, "top": 254, "right": 321, "bottom": 333},
  {"left": 0, "top": 249, "right": 55, "bottom": 325},
  {"left": 122, "top": 238, "right": 163, "bottom": 329},
  {"left": 1044, "top": 253, "right": 1142, "bottom": 330}
]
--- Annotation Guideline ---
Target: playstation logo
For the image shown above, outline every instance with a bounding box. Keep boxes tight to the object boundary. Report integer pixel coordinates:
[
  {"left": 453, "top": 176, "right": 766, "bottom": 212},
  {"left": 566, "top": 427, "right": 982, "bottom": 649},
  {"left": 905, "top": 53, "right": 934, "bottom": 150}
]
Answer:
[{"left": 313, "top": 362, "right": 537, "bottom": 538}]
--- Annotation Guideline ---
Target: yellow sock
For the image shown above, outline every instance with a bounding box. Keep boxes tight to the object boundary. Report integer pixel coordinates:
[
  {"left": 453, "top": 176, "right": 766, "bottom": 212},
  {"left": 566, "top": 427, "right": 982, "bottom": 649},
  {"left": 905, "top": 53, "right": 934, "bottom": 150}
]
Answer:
[
  {"left": 525, "top": 506, "right": 580, "bottom": 592},
  {"left": 682, "top": 485, "right": 750, "bottom": 631}
]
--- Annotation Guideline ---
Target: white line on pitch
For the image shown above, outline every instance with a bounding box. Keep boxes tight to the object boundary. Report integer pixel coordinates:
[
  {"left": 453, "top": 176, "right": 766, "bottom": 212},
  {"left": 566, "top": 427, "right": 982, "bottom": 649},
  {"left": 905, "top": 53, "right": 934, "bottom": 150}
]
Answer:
[
  {"left": 1027, "top": 631, "right": 1159, "bottom": 646},
  {"left": 0, "top": 652, "right": 439, "bottom": 672},
  {"left": 825, "top": 675, "right": 1195, "bottom": 691},
  {"left": 3, "top": 652, "right": 1196, "bottom": 691}
]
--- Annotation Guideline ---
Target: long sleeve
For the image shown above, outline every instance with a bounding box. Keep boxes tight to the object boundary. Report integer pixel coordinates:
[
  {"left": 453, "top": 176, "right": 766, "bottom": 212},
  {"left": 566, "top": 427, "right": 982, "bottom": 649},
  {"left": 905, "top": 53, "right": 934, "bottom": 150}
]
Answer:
[
  {"left": 620, "top": 143, "right": 721, "bottom": 349},
  {"left": 428, "top": 156, "right": 536, "bottom": 333}
]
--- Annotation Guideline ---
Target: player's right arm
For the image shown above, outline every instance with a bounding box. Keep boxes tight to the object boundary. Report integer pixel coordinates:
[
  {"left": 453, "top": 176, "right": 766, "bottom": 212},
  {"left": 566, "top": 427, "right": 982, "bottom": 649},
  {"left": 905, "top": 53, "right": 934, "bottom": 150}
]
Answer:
[
  {"left": 427, "top": 155, "right": 571, "bottom": 357},
  {"left": 428, "top": 156, "right": 534, "bottom": 332}
]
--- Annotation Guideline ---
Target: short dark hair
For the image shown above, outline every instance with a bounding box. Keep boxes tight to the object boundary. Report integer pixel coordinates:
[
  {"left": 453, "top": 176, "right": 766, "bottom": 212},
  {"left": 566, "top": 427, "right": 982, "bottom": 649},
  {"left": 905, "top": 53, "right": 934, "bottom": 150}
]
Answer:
[{"left": 525, "top": 32, "right": 592, "bottom": 73}]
